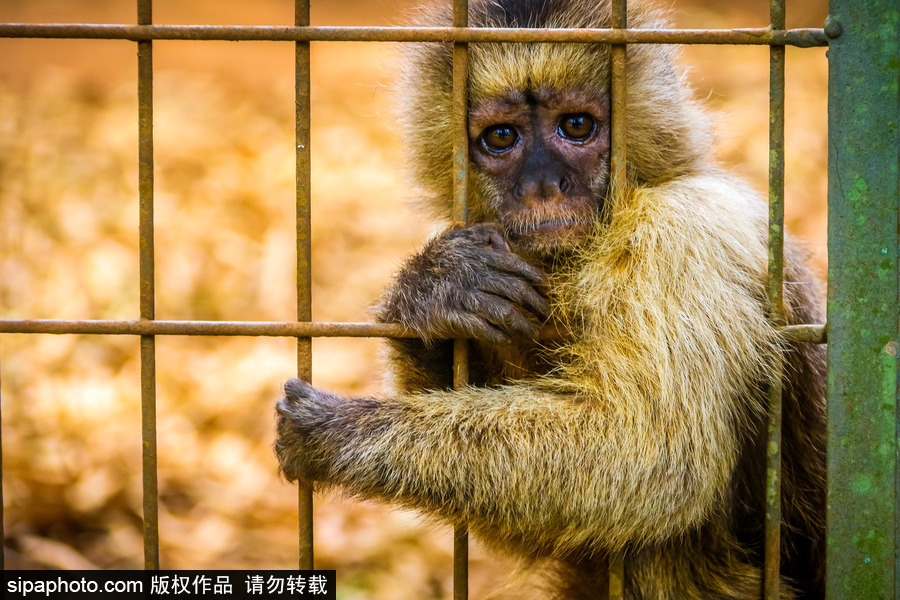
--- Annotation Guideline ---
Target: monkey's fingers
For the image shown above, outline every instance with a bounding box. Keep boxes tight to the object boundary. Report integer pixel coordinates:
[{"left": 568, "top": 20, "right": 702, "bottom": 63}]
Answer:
[
  {"left": 481, "top": 225, "right": 511, "bottom": 253},
  {"left": 282, "top": 378, "right": 343, "bottom": 415},
  {"left": 464, "top": 292, "right": 541, "bottom": 340},
  {"left": 275, "top": 396, "right": 293, "bottom": 418},
  {"left": 445, "top": 309, "right": 513, "bottom": 346},
  {"left": 277, "top": 380, "right": 311, "bottom": 420},
  {"left": 283, "top": 377, "right": 314, "bottom": 401},
  {"left": 480, "top": 250, "right": 548, "bottom": 287},
  {"left": 478, "top": 275, "right": 550, "bottom": 319},
  {"left": 446, "top": 222, "right": 508, "bottom": 251}
]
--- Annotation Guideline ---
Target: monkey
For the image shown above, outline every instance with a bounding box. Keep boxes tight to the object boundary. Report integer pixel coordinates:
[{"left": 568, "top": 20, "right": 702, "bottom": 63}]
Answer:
[{"left": 274, "top": 0, "right": 827, "bottom": 598}]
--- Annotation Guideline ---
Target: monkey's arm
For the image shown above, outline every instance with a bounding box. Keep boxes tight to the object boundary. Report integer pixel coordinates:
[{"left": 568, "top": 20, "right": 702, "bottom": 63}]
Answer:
[{"left": 275, "top": 373, "right": 744, "bottom": 555}]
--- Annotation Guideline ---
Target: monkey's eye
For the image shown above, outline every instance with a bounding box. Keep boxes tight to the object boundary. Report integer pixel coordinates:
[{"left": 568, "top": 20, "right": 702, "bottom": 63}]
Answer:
[
  {"left": 480, "top": 125, "right": 519, "bottom": 153},
  {"left": 558, "top": 114, "right": 595, "bottom": 141}
]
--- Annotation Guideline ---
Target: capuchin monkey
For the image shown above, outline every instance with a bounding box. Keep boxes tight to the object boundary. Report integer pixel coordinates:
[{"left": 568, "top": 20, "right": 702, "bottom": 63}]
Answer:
[{"left": 275, "top": 0, "right": 826, "bottom": 598}]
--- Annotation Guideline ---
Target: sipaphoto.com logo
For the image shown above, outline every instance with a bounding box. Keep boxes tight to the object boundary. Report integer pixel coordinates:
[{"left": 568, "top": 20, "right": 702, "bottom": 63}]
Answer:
[
  {"left": 2, "top": 570, "right": 336, "bottom": 600},
  {"left": 6, "top": 574, "right": 142, "bottom": 597}
]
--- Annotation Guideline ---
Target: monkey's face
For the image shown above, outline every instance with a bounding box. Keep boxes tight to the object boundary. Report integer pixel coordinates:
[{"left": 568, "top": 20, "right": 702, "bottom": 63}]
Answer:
[{"left": 469, "top": 86, "right": 610, "bottom": 256}]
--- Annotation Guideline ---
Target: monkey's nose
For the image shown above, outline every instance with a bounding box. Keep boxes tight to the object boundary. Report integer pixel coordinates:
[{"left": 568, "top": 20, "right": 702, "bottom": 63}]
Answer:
[{"left": 516, "top": 174, "right": 569, "bottom": 205}]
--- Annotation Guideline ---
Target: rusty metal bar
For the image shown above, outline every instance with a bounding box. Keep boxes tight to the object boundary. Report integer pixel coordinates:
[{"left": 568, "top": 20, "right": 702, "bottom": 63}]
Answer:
[
  {"left": 825, "top": 0, "right": 900, "bottom": 597},
  {"left": 778, "top": 324, "right": 826, "bottom": 344},
  {"left": 451, "top": 0, "right": 469, "bottom": 597},
  {"left": 763, "top": 0, "right": 786, "bottom": 597},
  {"left": 608, "top": 551, "right": 624, "bottom": 599},
  {"left": 608, "top": 0, "right": 627, "bottom": 597},
  {"left": 453, "top": 339, "right": 470, "bottom": 394},
  {"left": 0, "top": 319, "right": 822, "bottom": 342},
  {"left": 0, "top": 351, "right": 4, "bottom": 570},
  {"left": 0, "top": 319, "right": 416, "bottom": 337},
  {"left": 452, "top": 339, "right": 469, "bottom": 600},
  {"left": 137, "top": 0, "right": 160, "bottom": 572},
  {"left": 451, "top": 19, "right": 470, "bottom": 227},
  {"left": 609, "top": 1, "right": 627, "bottom": 193},
  {"left": 295, "top": 0, "right": 314, "bottom": 572},
  {"left": 0, "top": 24, "right": 828, "bottom": 47},
  {"left": 452, "top": 523, "right": 468, "bottom": 600}
]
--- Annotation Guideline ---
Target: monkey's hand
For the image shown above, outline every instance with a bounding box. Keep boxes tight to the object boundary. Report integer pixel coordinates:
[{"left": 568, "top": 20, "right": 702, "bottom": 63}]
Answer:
[
  {"left": 274, "top": 378, "right": 343, "bottom": 483},
  {"left": 377, "top": 223, "right": 549, "bottom": 345}
]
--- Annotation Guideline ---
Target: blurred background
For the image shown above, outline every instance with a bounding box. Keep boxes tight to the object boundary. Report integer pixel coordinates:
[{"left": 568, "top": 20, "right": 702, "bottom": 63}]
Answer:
[{"left": 0, "top": 0, "right": 827, "bottom": 597}]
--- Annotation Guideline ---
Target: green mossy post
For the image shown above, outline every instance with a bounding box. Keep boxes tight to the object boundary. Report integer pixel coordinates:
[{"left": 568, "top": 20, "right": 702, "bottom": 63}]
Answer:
[{"left": 826, "top": 1, "right": 900, "bottom": 597}]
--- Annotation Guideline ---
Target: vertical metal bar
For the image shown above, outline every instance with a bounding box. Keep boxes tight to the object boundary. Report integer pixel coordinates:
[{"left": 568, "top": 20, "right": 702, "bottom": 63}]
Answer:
[
  {"left": 607, "top": 551, "right": 624, "bottom": 599},
  {"left": 609, "top": 0, "right": 628, "bottom": 192},
  {"left": 452, "top": 0, "right": 469, "bottom": 598},
  {"left": 137, "top": 0, "right": 159, "bottom": 572},
  {"left": 763, "top": 2, "right": 786, "bottom": 598},
  {"left": 295, "top": 0, "right": 314, "bottom": 572},
  {"left": 452, "top": 0, "right": 469, "bottom": 228},
  {"left": 608, "top": 0, "right": 627, "bottom": 596},
  {"left": 826, "top": 0, "right": 900, "bottom": 598},
  {"left": 0, "top": 351, "right": 4, "bottom": 571},
  {"left": 451, "top": 333, "right": 468, "bottom": 599}
]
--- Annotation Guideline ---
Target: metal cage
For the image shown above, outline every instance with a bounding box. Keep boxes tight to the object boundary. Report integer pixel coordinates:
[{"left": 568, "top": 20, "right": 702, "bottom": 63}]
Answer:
[{"left": 0, "top": 0, "right": 897, "bottom": 598}]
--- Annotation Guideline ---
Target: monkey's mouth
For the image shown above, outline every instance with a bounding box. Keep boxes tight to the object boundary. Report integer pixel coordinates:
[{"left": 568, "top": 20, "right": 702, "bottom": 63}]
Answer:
[{"left": 507, "top": 217, "right": 594, "bottom": 240}]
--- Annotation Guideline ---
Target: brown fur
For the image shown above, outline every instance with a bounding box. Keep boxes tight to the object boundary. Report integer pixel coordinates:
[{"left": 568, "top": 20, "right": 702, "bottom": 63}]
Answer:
[{"left": 275, "top": 0, "right": 826, "bottom": 597}]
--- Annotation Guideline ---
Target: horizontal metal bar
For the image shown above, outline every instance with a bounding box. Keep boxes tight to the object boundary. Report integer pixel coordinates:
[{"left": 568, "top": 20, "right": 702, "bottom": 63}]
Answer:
[
  {"left": 0, "top": 24, "right": 828, "bottom": 47},
  {"left": 0, "top": 318, "right": 825, "bottom": 342},
  {"left": 0, "top": 319, "right": 419, "bottom": 337},
  {"left": 779, "top": 324, "right": 826, "bottom": 344}
]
